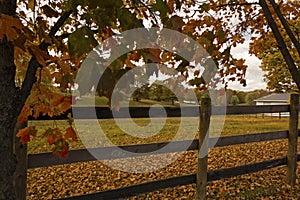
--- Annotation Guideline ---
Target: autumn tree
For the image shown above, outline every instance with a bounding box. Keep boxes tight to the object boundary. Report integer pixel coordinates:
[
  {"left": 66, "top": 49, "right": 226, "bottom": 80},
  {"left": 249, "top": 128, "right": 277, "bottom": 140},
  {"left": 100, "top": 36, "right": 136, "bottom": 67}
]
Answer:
[
  {"left": 249, "top": 0, "right": 300, "bottom": 90},
  {"left": 0, "top": 0, "right": 299, "bottom": 199},
  {"left": 253, "top": 23, "right": 299, "bottom": 92}
]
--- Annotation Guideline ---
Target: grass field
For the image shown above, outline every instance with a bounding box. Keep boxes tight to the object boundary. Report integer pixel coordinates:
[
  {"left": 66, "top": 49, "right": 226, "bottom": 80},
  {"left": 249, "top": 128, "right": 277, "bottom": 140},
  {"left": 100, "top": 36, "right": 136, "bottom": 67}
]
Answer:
[
  {"left": 27, "top": 114, "right": 294, "bottom": 154},
  {"left": 26, "top": 101, "right": 300, "bottom": 199}
]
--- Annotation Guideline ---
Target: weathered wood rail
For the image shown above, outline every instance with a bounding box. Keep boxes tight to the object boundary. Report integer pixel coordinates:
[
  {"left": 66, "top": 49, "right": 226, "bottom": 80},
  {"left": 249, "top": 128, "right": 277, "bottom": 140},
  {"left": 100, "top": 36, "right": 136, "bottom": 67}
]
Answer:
[
  {"left": 22, "top": 94, "right": 299, "bottom": 200},
  {"left": 32, "top": 104, "right": 291, "bottom": 120}
]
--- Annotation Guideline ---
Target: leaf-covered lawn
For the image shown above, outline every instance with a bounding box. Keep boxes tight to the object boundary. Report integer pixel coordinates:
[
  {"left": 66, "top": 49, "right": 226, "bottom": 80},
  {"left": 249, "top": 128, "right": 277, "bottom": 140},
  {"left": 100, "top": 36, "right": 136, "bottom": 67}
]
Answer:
[{"left": 26, "top": 115, "right": 300, "bottom": 199}]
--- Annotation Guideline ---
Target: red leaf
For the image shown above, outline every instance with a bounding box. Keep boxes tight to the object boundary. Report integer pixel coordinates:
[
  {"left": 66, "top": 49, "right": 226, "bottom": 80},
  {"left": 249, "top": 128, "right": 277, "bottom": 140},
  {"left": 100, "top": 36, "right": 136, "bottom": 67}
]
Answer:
[
  {"left": 64, "top": 127, "right": 77, "bottom": 142},
  {"left": 47, "top": 134, "right": 57, "bottom": 145},
  {"left": 16, "top": 126, "right": 37, "bottom": 144},
  {"left": 60, "top": 149, "right": 68, "bottom": 158},
  {"left": 194, "top": 70, "right": 200, "bottom": 77},
  {"left": 18, "top": 104, "right": 32, "bottom": 124}
]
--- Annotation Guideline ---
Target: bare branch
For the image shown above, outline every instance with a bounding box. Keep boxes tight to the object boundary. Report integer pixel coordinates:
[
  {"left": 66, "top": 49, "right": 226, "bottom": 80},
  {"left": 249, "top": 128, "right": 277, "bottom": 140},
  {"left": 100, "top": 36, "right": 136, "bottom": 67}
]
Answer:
[{"left": 49, "top": 10, "right": 73, "bottom": 37}]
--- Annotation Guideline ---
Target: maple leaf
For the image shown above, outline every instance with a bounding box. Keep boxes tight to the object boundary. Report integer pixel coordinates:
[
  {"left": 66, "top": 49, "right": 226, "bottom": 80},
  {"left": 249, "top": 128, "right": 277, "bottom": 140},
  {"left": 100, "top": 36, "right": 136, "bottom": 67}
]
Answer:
[
  {"left": 18, "top": 103, "right": 32, "bottom": 124},
  {"left": 43, "top": 128, "right": 62, "bottom": 145},
  {"left": 28, "top": 46, "right": 48, "bottom": 67},
  {"left": 16, "top": 126, "right": 37, "bottom": 144},
  {"left": 64, "top": 127, "right": 77, "bottom": 142},
  {"left": 147, "top": 49, "right": 162, "bottom": 63},
  {"left": 52, "top": 95, "right": 65, "bottom": 106},
  {"left": 58, "top": 96, "right": 72, "bottom": 112},
  {"left": 52, "top": 138, "right": 69, "bottom": 158},
  {"left": 0, "top": 14, "right": 25, "bottom": 41},
  {"left": 47, "top": 134, "right": 57, "bottom": 145}
]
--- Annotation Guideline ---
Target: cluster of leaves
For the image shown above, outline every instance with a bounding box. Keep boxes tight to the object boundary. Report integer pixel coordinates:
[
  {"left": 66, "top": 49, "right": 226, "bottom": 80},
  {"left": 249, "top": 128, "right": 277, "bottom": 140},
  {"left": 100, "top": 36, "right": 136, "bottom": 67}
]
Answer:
[
  {"left": 17, "top": 114, "right": 77, "bottom": 158},
  {"left": 72, "top": 0, "right": 257, "bottom": 100},
  {"left": 1, "top": 1, "right": 81, "bottom": 157}
]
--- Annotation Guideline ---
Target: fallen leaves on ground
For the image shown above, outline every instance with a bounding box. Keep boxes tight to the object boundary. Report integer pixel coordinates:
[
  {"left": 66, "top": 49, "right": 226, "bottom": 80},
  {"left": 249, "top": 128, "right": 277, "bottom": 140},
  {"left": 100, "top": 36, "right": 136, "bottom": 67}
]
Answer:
[{"left": 27, "top": 139, "right": 300, "bottom": 199}]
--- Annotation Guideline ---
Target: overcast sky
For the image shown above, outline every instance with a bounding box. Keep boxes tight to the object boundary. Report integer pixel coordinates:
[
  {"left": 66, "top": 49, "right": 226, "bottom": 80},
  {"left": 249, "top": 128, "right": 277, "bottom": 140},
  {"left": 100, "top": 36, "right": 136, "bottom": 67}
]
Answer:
[{"left": 227, "top": 40, "right": 267, "bottom": 91}]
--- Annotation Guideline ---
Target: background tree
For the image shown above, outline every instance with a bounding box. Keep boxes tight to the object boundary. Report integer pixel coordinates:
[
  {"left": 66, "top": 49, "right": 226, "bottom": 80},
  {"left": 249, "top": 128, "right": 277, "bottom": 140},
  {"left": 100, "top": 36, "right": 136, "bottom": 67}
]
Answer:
[
  {"left": 160, "top": 86, "right": 177, "bottom": 105},
  {"left": 149, "top": 83, "right": 164, "bottom": 101},
  {"left": 230, "top": 95, "right": 240, "bottom": 105},
  {"left": 246, "top": 92, "right": 260, "bottom": 105},
  {"left": 236, "top": 91, "right": 247, "bottom": 104},
  {"left": 132, "top": 84, "right": 150, "bottom": 102}
]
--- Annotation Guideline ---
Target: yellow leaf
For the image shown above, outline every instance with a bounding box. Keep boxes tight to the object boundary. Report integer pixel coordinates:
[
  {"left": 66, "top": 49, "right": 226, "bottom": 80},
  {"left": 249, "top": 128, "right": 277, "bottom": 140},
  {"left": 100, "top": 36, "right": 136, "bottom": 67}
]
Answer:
[{"left": 28, "top": 0, "right": 35, "bottom": 11}]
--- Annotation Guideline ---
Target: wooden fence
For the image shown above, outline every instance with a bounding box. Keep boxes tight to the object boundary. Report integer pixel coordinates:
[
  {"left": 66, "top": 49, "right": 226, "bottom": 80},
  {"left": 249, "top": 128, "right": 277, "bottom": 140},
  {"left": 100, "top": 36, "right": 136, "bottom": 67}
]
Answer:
[{"left": 17, "top": 94, "right": 300, "bottom": 200}]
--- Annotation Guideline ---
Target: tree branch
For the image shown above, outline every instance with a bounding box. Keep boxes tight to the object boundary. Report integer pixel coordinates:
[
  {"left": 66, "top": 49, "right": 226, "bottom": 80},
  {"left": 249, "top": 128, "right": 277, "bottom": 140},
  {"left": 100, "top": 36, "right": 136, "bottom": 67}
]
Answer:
[
  {"left": 49, "top": 10, "right": 73, "bottom": 37},
  {"left": 259, "top": 0, "right": 300, "bottom": 90},
  {"left": 268, "top": 0, "right": 300, "bottom": 58},
  {"left": 17, "top": 10, "right": 73, "bottom": 114}
]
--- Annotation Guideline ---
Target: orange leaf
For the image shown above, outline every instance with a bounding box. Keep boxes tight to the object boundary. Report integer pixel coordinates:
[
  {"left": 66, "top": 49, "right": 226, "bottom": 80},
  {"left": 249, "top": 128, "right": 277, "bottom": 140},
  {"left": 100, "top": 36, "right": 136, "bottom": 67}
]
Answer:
[
  {"left": 18, "top": 104, "right": 32, "bottom": 124},
  {"left": 0, "top": 14, "right": 25, "bottom": 41},
  {"left": 58, "top": 96, "right": 72, "bottom": 112},
  {"left": 16, "top": 126, "right": 37, "bottom": 144},
  {"left": 28, "top": 46, "right": 48, "bottom": 67},
  {"left": 194, "top": 70, "right": 200, "bottom": 77},
  {"left": 52, "top": 139, "right": 69, "bottom": 158},
  {"left": 64, "top": 127, "right": 77, "bottom": 142},
  {"left": 52, "top": 95, "right": 64, "bottom": 106},
  {"left": 47, "top": 134, "right": 57, "bottom": 145},
  {"left": 147, "top": 49, "right": 162, "bottom": 63}
]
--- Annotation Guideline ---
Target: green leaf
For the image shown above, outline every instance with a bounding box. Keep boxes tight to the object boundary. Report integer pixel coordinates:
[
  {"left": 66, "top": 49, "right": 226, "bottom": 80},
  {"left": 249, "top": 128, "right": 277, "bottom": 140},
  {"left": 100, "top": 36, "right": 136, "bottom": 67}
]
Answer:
[
  {"left": 118, "top": 8, "right": 143, "bottom": 30},
  {"left": 28, "top": 0, "right": 35, "bottom": 11},
  {"left": 205, "top": 31, "right": 215, "bottom": 41},
  {"left": 175, "top": 0, "right": 181, "bottom": 9},
  {"left": 152, "top": 0, "right": 171, "bottom": 19},
  {"left": 68, "top": 26, "right": 98, "bottom": 58},
  {"left": 201, "top": 3, "right": 210, "bottom": 12},
  {"left": 217, "top": 30, "right": 226, "bottom": 41}
]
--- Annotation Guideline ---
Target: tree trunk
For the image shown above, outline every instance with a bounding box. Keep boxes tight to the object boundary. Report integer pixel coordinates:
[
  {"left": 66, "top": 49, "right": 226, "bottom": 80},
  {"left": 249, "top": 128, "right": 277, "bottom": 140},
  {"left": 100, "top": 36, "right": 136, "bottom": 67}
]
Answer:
[
  {"left": 0, "top": 38, "right": 18, "bottom": 200},
  {"left": 0, "top": 119, "right": 17, "bottom": 200},
  {"left": 14, "top": 123, "right": 28, "bottom": 200},
  {"left": 0, "top": 1, "right": 18, "bottom": 199}
]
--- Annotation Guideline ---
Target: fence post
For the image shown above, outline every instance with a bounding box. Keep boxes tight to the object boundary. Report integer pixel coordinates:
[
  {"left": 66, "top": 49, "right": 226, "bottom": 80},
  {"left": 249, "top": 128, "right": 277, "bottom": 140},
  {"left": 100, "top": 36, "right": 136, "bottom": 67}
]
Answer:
[
  {"left": 286, "top": 93, "right": 299, "bottom": 186},
  {"left": 197, "top": 98, "right": 211, "bottom": 200},
  {"left": 14, "top": 122, "right": 28, "bottom": 200}
]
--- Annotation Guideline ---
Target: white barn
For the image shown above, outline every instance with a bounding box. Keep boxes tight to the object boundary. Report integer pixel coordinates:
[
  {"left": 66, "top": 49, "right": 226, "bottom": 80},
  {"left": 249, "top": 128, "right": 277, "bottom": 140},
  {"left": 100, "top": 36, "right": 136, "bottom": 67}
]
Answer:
[{"left": 254, "top": 93, "right": 290, "bottom": 117}]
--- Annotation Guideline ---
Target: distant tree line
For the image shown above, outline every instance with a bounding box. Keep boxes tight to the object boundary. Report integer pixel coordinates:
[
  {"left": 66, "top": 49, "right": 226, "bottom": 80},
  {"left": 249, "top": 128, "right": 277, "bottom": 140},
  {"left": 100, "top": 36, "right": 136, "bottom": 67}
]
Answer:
[{"left": 132, "top": 84, "right": 270, "bottom": 106}]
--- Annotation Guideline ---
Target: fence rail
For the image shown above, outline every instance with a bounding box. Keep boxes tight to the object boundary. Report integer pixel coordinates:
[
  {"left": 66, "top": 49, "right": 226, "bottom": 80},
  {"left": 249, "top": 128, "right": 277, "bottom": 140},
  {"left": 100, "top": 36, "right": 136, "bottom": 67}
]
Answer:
[
  {"left": 27, "top": 130, "right": 299, "bottom": 169},
  {"left": 32, "top": 104, "right": 295, "bottom": 120},
  {"left": 22, "top": 94, "right": 299, "bottom": 200}
]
